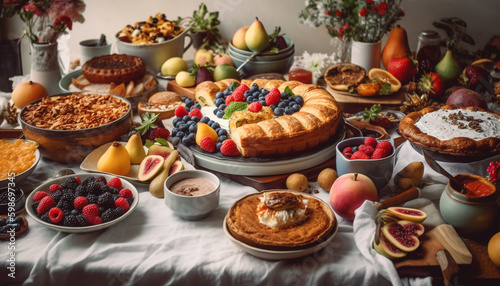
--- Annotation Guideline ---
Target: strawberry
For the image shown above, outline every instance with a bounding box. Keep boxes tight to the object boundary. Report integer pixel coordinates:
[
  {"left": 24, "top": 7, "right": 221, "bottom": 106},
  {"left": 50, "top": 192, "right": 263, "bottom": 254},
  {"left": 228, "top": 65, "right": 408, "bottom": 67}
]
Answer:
[
  {"left": 192, "top": 64, "right": 214, "bottom": 85},
  {"left": 463, "top": 65, "right": 488, "bottom": 88},
  {"left": 371, "top": 117, "right": 392, "bottom": 129},
  {"left": 376, "top": 140, "right": 393, "bottom": 154},
  {"left": 107, "top": 177, "right": 122, "bottom": 190},
  {"left": 174, "top": 106, "right": 189, "bottom": 118},
  {"left": 33, "top": 191, "right": 48, "bottom": 202},
  {"left": 358, "top": 144, "right": 374, "bottom": 156},
  {"left": 363, "top": 104, "right": 392, "bottom": 129},
  {"left": 388, "top": 57, "right": 417, "bottom": 84},
  {"left": 350, "top": 151, "right": 370, "bottom": 160},
  {"left": 248, "top": 102, "right": 263, "bottom": 112},
  {"left": 418, "top": 72, "right": 444, "bottom": 97},
  {"left": 119, "top": 188, "right": 133, "bottom": 199},
  {"left": 82, "top": 204, "right": 99, "bottom": 222},
  {"left": 225, "top": 95, "right": 234, "bottom": 106},
  {"left": 149, "top": 127, "right": 170, "bottom": 141},
  {"left": 371, "top": 148, "right": 388, "bottom": 159},
  {"left": 73, "top": 196, "right": 88, "bottom": 210},
  {"left": 49, "top": 184, "right": 63, "bottom": 193},
  {"left": 364, "top": 137, "right": 377, "bottom": 148},
  {"left": 115, "top": 197, "right": 130, "bottom": 212},
  {"left": 37, "top": 196, "right": 55, "bottom": 214},
  {"left": 232, "top": 89, "right": 246, "bottom": 102},
  {"left": 135, "top": 112, "right": 166, "bottom": 143},
  {"left": 188, "top": 108, "right": 203, "bottom": 119},
  {"left": 233, "top": 83, "right": 249, "bottom": 94},
  {"left": 220, "top": 139, "right": 240, "bottom": 156},
  {"left": 48, "top": 207, "right": 64, "bottom": 224},
  {"left": 487, "top": 161, "right": 500, "bottom": 182},
  {"left": 200, "top": 136, "right": 216, "bottom": 153},
  {"left": 265, "top": 88, "right": 281, "bottom": 106}
]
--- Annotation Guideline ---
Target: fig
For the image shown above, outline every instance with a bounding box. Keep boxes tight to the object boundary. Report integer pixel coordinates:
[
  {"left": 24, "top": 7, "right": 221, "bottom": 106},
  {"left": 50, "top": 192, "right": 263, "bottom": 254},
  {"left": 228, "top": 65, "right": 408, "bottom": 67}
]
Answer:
[
  {"left": 138, "top": 155, "right": 165, "bottom": 182},
  {"left": 386, "top": 207, "right": 427, "bottom": 223},
  {"left": 446, "top": 88, "right": 488, "bottom": 110},
  {"left": 373, "top": 233, "right": 407, "bottom": 259},
  {"left": 381, "top": 220, "right": 424, "bottom": 252},
  {"left": 168, "top": 160, "right": 184, "bottom": 175},
  {"left": 148, "top": 144, "right": 173, "bottom": 158}
]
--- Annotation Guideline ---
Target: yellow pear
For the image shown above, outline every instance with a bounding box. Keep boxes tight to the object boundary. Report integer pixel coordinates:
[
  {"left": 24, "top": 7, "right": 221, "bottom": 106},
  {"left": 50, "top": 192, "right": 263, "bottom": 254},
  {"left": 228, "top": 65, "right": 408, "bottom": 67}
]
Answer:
[
  {"left": 97, "top": 141, "right": 131, "bottom": 176},
  {"left": 245, "top": 17, "right": 270, "bottom": 52},
  {"left": 232, "top": 26, "right": 249, "bottom": 50},
  {"left": 149, "top": 150, "right": 179, "bottom": 198},
  {"left": 194, "top": 49, "right": 214, "bottom": 66},
  {"left": 125, "top": 134, "right": 146, "bottom": 164},
  {"left": 195, "top": 122, "right": 218, "bottom": 146}
]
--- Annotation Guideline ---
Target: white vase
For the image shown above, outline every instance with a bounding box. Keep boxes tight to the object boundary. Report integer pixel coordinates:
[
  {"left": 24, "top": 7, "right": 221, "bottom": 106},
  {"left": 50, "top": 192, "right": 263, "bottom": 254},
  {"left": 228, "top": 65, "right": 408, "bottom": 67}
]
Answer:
[
  {"left": 350, "top": 40, "right": 381, "bottom": 71},
  {"left": 30, "top": 42, "right": 62, "bottom": 95}
]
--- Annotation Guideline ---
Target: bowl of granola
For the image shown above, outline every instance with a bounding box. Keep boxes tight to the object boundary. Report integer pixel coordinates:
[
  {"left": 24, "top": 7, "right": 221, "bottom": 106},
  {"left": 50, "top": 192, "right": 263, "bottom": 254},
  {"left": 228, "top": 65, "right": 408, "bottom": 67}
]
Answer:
[{"left": 19, "top": 92, "right": 133, "bottom": 163}]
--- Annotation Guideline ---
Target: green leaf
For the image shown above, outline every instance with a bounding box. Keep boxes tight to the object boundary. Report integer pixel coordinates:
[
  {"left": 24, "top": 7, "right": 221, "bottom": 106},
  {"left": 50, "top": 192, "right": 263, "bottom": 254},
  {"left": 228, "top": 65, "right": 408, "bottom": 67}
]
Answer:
[
  {"left": 155, "top": 138, "right": 169, "bottom": 146},
  {"left": 144, "top": 140, "right": 154, "bottom": 148},
  {"left": 284, "top": 86, "right": 294, "bottom": 97},
  {"left": 379, "top": 83, "right": 392, "bottom": 95},
  {"left": 222, "top": 101, "right": 248, "bottom": 119}
]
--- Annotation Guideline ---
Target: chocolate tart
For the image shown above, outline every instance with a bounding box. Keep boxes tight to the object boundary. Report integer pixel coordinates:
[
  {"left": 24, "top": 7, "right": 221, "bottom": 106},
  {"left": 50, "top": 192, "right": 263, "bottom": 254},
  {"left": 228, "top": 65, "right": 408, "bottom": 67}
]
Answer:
[{"left": 82, "top": 54, "right": 146, "bottom": 84}]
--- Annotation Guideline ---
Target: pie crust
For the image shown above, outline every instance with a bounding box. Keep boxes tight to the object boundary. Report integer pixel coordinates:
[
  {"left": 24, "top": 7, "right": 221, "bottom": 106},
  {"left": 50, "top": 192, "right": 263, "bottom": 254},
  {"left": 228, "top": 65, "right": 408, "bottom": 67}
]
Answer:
[
  {"left": 226, "top": 190, "right": 336, "bottom": 251},
  {"left": 399, "top": 105, "right": 500, "bottom": 156},
  {"left": 82, "top": 54, "right": 146, "bottom": 84}
]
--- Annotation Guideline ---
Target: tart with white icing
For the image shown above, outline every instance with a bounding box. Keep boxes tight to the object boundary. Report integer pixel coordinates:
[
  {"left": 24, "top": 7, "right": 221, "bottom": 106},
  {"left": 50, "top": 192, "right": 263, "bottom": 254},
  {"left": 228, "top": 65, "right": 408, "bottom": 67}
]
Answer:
[{"left": 399, "top": 105, "right": 500, "bottom": 156}]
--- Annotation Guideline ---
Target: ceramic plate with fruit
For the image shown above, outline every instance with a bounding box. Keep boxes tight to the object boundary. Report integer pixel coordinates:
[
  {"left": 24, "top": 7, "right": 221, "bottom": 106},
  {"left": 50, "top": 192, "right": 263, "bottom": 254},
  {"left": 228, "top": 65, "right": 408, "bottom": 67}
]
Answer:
[
  {"left": 26, "top": 174, "right": 139, "bottom": 233},
  {"left": 348, "top": 104, "right": 405, "bottom": 139}
]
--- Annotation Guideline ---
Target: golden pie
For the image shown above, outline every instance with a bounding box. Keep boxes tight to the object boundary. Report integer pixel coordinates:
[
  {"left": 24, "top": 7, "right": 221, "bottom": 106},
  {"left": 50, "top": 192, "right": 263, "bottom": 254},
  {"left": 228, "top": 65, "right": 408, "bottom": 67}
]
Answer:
[
  {"left": 226, "top": 190, "right": 336, "bottom": 251},
  {"left": 399, "top": 105, "right": 500, "bottom": 156}
]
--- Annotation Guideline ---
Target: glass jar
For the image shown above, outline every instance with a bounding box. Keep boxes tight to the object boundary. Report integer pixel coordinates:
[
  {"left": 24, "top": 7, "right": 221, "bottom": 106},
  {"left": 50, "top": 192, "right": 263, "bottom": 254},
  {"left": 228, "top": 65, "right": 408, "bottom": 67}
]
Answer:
[{"left": 416, "top": 30, "right": 442, "bottom": 67}]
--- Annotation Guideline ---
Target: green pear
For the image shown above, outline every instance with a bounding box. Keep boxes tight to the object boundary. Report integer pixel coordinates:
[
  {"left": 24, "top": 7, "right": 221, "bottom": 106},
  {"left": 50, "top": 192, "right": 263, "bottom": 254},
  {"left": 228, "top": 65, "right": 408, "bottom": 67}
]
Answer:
[
  {"left": 213, "top": 64, "right": 240, "bottom": 82},
  {"left": 435, "top": 49, "right": 461, "bottom": 85},
  {"left": 245, "top": 17, "right": 270, "bottom": 52},
  {"left": 125, "top": 134, "right": 146, "bottom": 165}
]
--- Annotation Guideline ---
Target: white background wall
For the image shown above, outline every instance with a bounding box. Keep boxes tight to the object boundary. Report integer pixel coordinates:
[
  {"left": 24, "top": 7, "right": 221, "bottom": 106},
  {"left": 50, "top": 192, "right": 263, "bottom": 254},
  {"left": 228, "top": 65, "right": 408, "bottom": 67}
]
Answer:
[{"left": 4, "top": 0, "right": 500, "bottom": 74}]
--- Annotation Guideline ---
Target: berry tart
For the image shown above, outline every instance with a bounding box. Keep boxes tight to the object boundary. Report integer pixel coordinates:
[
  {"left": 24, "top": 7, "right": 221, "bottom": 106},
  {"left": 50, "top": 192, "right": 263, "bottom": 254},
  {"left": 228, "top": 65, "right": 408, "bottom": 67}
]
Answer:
[{"left": 399, "top": 105, "right": 500, "bottom": 157}]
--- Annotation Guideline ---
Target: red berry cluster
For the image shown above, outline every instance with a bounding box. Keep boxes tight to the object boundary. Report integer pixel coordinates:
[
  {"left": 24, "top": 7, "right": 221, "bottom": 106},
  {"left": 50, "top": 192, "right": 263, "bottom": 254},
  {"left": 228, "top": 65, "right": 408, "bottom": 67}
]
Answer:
[{"left": 342, "top": 137, "right": 393, "bottom": 160}]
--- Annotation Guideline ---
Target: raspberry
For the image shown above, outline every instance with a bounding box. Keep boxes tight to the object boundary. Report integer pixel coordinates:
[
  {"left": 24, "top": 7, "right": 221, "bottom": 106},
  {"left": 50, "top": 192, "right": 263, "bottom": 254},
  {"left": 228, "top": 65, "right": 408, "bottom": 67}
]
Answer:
[
  {"left": 174, "top": 105, "right": 188, "bottom": 118},
  {"left": 49, "top": 184, "right": 63, "bottom": 193},
  {"left": 119, "top": 188, "right": 133, "bottom": 199},
  {"left": 91, "top": 216, "right": 102, "bottom": 225},
  {"left": 37, "top": 196, "right": 55, "bottom": 214},
  {"left": 115, "top": 197, "right": 130, "bottom": 212},
  {"left": 74, "top": 177, "right": 81, "bottom": 185},
  {"left": 33, "top": 191, "right": 48, "bottom": 202},
  {"left": 342, "top": 147, "right": 353, "bottom": 155},
  {"left": 220, "top": 139, "right": 241, "bottom": 156},
  {"left": 248, "top": 102, "right": 263, "bottom": 112},
  {"left": 107, "top": 177, "right": 122, "bottom": 190},
  {"left": 350, "top": 150, "right": 370, "bottom": 160},
  {"left": 188, "top": 108, "right": 203, "bottom": 119},
  {"left": 149, "top": 127, "right": 170, "bottom": 141},
  {"left": 265, "top": 88, "right": 281, "bottom": 106},
  {"left": 371, "top": 148, "right": 388, "bottom": 159},
  {"left": 231, "top": 89, "right": 246, "bottom": 102},
  {"left": 376, "top": 141, "right": 393, "bottom": 154},
  {"left": 364, "top": 137, "right": 377, "bottom": 148},
  {"left": 343, "top": 152, "right": 352, "bottom": 159},
  {"left": 73, "top": 196, "right": 88, "bottom": 210},
  {"left": 48, "top": 207, "right": 64, "bottom": 224},
  {"left": 225, "top": 95, "right": 234, "bottom": 106},
  {"left": 82, "top": 204, "right": 99, "bottom": 222},
  {"left": 358, "top": 144, "right": 374, "bottom": 156},
  {"left": 234, "top": 83, "right": 249, "bottom": 94},
  {"left": 200, "top": 136, "right": 216, "bottom": 153}
]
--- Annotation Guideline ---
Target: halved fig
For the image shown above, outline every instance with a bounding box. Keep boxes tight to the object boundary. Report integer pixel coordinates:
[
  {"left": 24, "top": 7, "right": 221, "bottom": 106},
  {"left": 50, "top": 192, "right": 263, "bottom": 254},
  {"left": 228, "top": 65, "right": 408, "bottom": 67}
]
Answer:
[
  {"left": 387, "top": 207, "right": 427, "bottom": 223},
  {"left": 373, "top": 233, "right": 407, "bottom": 259},
  {"left": 147, "top": 144, "right": 173, "bottom": 158},
  {"left": 138, "top": 155, "right": 165, "bottom": 182},
  {"left": 168, "top": 160, "right": 184, "bottom": 175},
  {"left": 381, "top": 220, "right": 424, "bottom": 252}
]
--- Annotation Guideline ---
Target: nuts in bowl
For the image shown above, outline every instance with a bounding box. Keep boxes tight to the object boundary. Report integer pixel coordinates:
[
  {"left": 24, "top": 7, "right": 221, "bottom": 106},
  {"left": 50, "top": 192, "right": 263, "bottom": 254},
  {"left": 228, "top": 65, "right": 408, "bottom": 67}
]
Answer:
[{"left": 19, "top": 92, "right": 132, "bottom": 163}]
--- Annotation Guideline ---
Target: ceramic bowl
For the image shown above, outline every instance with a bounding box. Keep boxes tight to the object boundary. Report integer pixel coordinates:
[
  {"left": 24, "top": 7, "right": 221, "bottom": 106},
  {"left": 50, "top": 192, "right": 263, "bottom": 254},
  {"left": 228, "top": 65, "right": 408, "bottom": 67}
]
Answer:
[
  {"left": 0, "top": 186, "right": 25, "bottom": 215},
  {"left": 231, "top": 53, "right": 294, "bottom": 77},
  {"left": 164, "top": 169, "right": 220, "bottom": 221},
  {"left": 0, "top": 139, "right": 40, "bottom": 188},
  {"left": 228, "top": 36, "right": 294, "bottom": 56},
  {"left": 25, "top": 173, "right": 139, "bottom": 233},
  {"left": 115, "top": 22, "right": 192, "bottom": 73},
  {"left": 228, "top": 46, "right": 295, "bottom": 62},
  {"left": 19, "top": 93, "right": 133, "bottom": 163},
  {"left": 335, "top": 137, "right": 396, "bottom": 190}
]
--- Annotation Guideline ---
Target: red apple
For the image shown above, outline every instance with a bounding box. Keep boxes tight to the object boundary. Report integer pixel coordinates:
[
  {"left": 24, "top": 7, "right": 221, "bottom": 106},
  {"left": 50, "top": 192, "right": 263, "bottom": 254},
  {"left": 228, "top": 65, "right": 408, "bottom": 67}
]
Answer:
[
  {"left": 329, "top": 173, "right": 378, "bottom": 220},
  {"left": 213, "top": 54, "right": 234, "bottom": 67}
]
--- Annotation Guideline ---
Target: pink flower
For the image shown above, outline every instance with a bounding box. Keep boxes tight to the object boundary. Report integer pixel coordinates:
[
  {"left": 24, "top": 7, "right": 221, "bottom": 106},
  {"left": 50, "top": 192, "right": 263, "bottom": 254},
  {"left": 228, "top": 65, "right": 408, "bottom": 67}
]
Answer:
[
  {"left": 359, "top": 8, "right": 369, "bottom": 17},
  {"left": 366, "top": 0, "right": 374, "bottom": 4},
  {"left": 335, "top": 10, "right": 342, "bottom": 17},
  {"left": 22, "top": 3, "right": 43, "bottom": 16},
  {"left": 377, "top": 2, "right": 389, "bottom": 16},
  {"left": 338, "top": 26, "right": 344, "bottom": 40},
  {"left": 54, "top": 15, "right": 72, "bottom": 30}
]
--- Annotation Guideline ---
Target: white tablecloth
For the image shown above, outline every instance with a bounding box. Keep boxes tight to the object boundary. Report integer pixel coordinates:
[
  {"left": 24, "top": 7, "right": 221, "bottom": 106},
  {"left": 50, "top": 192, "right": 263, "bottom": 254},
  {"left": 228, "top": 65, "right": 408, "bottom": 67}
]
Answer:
[{"left": 2, "top": 141, "right": 497, "bottom": 285}]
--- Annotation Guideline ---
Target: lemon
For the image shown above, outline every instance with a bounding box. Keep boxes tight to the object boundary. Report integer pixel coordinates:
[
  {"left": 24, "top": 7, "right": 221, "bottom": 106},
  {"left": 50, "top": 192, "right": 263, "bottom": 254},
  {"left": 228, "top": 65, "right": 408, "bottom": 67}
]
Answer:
[
  {"left": 161, "top": 57, "right": 188, "bottom": 76},
  {"left": 175, "top": 71, "right": 195, "bottom": 87},
  {"left": 368, "top": 68, "right": 401, "bottom": 93}
]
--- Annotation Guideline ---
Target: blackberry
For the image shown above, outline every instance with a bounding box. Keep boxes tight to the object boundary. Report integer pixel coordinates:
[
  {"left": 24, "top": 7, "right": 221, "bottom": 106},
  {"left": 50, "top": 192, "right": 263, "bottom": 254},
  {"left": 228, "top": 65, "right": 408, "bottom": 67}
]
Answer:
[
  {"left": 113, "top": 207, "right": 125, "bottom": 218},
  {"left": 76, "top": 214, "right": 88, "bottom": 226},
  {"left": 98, "top": 192, "right": 114, "bottom": 208},
  {"left": 125, "top": 198, "right": 134, "bottom": 206},
  {"left": 40, "top": 213, "right": 51, "bottom": 223},
  {"left": 63, "top": 215, "right": 78, "bottom": 227},
  {"left": 75, "top": 185, "right": 89, "bottom": 197},
  {"left": 50, "top": 190, "right": 63, "bottom": 202},
  {"left": 106, "top": 186, "right": 119, "bottom": 195},
  {"left": 88, "top": 181, "right": 105, "bottom": 196},
  {"left": 61, "top": 192, "right": 74, "bottom": 202},
  {"left": 101, "top": 208, "right": 116, "bottom": 223},
  {"left": 31, "top": 201, "right": 40, "bottom": 212},
  {"left": 61, "top": 177, "right": 79, "bottom": 190},
  {"left": 99, "top": 206, "right": 105, "bottom": 215},
  {"left": 86, "top": 194, "right": 98, "bottom": 204},
  {"left": 56, "top": 200, "right": 72, "bottom": 213},
  {"left": 81, "top": 176, "right": 96, "bottom": 187}
]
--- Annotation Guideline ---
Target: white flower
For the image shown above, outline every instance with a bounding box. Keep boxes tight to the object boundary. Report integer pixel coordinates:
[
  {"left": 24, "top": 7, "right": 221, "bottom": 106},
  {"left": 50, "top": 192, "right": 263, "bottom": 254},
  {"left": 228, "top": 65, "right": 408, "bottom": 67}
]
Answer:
[{"left": 301, "top": 51, "right": 332, "bottom": 84}]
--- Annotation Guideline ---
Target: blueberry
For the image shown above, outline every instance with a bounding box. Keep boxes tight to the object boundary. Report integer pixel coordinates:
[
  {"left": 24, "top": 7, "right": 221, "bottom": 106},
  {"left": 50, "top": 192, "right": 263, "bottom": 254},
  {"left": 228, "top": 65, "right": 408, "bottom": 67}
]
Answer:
[
  {"left": 219, "top": 103, "right": 226, "bottom": 110},
  {"left": 187, "top": 120, "right": 196, "bottom": 126},
  {"left": 185, "top": 98, "right": 194, "bottom": 108},
  {"left": 250, "top": 83, "right": 259, "bottom": 92},
  {"left": 188, "top": 124, "right": 197, "bottom": 134},
  {"left": 207, "top": 120, "right": 214, "bottom": 126},
  {"left": 252, "top": 91, "right": 261, "bottom": 97},
  {"left": 278, "top": 102, "right": 287, "bottom": 108},
  {"left": 200, "top": 116, "right": 210, "bottom": 124},
  {"left": 70, "top": 209, "right": 80, "bottom": 216},
  {"left": 284, "top": 106, "right": 294, "bottom": 115},
  {"left": 181, "top": 96, "right": 187, "bottom": 102},
  {"left": 259, "top": 100, "right": 266, "bottom": 106},
  {"left": 281, "top": 92, "right": 289, "bottom": 99},
  {"left": 216, "top": 109, "right": 225, "bottom": 118},
  {"left": 217, "top": 129, "right": 227, "bottom": 136},
  {"left": 0, "top": 225, "right": 7, "bottom": 233},
  {"left": 173, "top": 117, "right": 182, "bottom": 126},
  {"left": 191, "top": 116, "right": 200, "bottom": 122},
  {"left": 171, "top": 128, "right": 179, "bottom": 137},
  {"left": 224, "top": 90, "right": 232, "bottom": 96},
  {"left": 244, "top": 90, "right": 251, "bottom": 97},
  {"left": 214, "top": 98, "right": 224, "bottom": 107},
  {"left": 211, "top": 122, "right": 220, "bottom": 129},
  {"left": 216, "top": 91, "right": 225, "bottom": 99},
  {"left": 193, "top": 103, "right": 201, "bottom": 110},
  {"left": 216, "top": 142, "right": 223, "bottom": 151},
  {"left": 295, "top": 95, "right": 304, "bottom": 106},
  {"left": 181, "top": 136, "right": 192, "bottom": 146},
  {"left": 187, "top": 132, "right": 196, "bottom": 142},
  {"left": 218, "top": 135, "right": 227, "bottom": 142},
  {"left": 213, "top": 108, "right": 220, "bottom": 115},
  {"left": 0, "top": 218, "right": 6, "bottom": 226},
  {"left": 282, "top": 99, "right": 290, "bottom": 106},
  {"left": 246, "top": 96, "right": 254, "bottom": 103},
  {"left": 269, "top": 104, "right": 276, "bottom": 111},
  {"left": 274, "top": 107, "right": 284, "bottom": 116},
  {"left": 292, "top": 104, "right": 301, "bottom": 112},
  {"left": 178, "top": 123, "right": 188, "bottom": 132},
  {"left": 352, "top": 146, "right": 359, "bottom": 152},
  {"left": 176, "top": 131, "right": 185, "bottom": 138}
]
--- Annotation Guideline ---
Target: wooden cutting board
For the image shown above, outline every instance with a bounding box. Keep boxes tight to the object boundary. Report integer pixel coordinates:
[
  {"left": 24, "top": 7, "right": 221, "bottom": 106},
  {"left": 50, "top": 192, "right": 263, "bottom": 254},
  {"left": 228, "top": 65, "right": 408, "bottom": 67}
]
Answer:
[
  {"left": 327, "top": 86, "right": 405, "bottom": 114},
  {"left": 166, "top": 80, "right": 196, "bottom": 99}
]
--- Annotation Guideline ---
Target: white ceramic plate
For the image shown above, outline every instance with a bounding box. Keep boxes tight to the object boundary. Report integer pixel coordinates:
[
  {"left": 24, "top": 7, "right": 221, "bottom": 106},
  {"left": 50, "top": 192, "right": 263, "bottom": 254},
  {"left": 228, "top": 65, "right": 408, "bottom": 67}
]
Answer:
[
  {"left": 0, "top": 139, "right": 40, "bottom": 188},
  {"left": 349, "top": 109, "right": 406, "bottom": 138},
  {"left": 25, "top": 173, "right": 139, "bottom": 233},
  {"left": 80, "top": 142, "right": 194, "bottom": 182}
]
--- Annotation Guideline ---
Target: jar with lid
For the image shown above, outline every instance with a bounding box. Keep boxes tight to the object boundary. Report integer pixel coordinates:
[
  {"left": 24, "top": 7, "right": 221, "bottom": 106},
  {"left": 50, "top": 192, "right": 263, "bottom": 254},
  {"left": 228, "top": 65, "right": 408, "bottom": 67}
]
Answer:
[{"left": 416, "top": 30, "right": 442, "bottom": 68}]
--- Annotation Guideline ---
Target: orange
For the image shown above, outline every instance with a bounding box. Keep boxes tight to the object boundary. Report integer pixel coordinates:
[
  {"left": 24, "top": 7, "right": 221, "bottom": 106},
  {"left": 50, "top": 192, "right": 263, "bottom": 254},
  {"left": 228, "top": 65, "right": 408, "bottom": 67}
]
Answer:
[
  {"left": 368, "top": 68, "right": 401, "bottom": 93},
  {"left": 195, "top": 122, "right": 218, "bottom": 146},
  {"left": 356, "top": 82, "right": 381, "bottom": 96},
  {"left": 11, "top": 81, "right": 48, "bottom": 109},
  {"left": 487, "top": 232, "right": 500, "bottom": 267}
]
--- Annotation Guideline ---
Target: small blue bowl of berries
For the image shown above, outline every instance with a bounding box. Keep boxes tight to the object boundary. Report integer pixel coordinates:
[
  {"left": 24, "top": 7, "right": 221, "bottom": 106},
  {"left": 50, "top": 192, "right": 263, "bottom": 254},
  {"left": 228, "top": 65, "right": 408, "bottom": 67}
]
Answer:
[
  {"left": 0, "top": 187, "right": 25, "bottom": 216},
  {"left": 336, "top": 137, "right": 396, "bottom": 190}
]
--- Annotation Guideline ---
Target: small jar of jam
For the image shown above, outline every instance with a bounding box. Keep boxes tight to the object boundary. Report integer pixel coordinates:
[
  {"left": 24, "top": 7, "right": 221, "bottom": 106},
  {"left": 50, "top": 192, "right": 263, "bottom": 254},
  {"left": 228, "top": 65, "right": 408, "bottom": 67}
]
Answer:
[
  {"left": 288, "top": 68, "right": 313, "bottom": 84},
  {"left": 416, "top": 30, "right": 442, "bottom": 68}
]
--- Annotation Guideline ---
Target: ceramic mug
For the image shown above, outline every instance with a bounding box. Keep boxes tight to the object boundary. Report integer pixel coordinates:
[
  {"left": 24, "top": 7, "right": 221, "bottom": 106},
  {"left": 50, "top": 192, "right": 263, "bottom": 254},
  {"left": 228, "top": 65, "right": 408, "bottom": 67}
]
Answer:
[{"left": 79, "top": 39, "right": 112, "bottom": 65}]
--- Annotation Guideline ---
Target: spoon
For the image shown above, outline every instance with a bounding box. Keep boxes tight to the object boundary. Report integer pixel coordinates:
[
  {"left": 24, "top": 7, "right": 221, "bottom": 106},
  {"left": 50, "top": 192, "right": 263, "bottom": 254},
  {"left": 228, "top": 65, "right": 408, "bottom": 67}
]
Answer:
[
  {"left": 54, "top": 169, "right": 75, "bottom": 178},
  {"left": 423, "top": 150, "right": 465, "bottom": 193},
  {"left": 236, "top": 51, "right": 260, "bottom": 73}
]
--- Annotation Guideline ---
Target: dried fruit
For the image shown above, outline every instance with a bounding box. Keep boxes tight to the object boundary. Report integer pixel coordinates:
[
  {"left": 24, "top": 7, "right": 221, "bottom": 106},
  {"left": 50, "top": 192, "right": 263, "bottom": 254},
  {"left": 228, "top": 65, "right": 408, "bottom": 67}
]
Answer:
[
  {"left": 382, "top": 220, "right": 424, "bottom": 252},
  {"left": 373, "top": 232, "right": 407, "bottom": 259},
  {"left": 386, "top": 207, "right": 427, "bottom": 223},
  {"left": 138, "top": 155, "right": 165, "bottom": 182}
]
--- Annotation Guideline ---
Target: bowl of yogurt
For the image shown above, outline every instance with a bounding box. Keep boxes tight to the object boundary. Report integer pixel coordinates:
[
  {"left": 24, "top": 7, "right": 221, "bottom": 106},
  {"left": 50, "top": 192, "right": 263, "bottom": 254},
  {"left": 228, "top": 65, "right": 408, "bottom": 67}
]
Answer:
[{"left": 164, "top": 170, "right": 220, "bottom": 221}]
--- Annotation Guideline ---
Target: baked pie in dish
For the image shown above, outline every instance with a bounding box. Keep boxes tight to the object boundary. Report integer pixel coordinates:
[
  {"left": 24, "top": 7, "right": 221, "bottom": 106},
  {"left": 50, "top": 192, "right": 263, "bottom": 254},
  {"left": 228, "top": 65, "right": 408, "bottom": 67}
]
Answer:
[
  {"left": 226, "top": 190, "right": 336, "bottom": 251},
  {"left": 399, "top": 105, "right": 500, "bottom": 156}
]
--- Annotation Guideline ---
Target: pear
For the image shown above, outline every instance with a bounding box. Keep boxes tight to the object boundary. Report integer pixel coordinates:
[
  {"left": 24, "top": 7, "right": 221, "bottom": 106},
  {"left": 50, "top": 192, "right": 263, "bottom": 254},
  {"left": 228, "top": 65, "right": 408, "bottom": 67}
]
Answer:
[
  {"left": 381, "top": 25, "right": 411, "bottom": 70},
  {"left": 149, "top": 150, "right": 179, "bottom": 198},
  {"left": 435, "top": 49, "right": 461, "bottom": 85},
  {"left": 245, "top": 17, "right": 270, "bottom": 52},
  {"left": 125, "top": 134, "right": 146, "bottom": 164},
  {"left": 232, "top": 26, "right": 249, "bottom": 50},
  {"left": 97, "top": 141, "right": 131, "bottom": 176}
]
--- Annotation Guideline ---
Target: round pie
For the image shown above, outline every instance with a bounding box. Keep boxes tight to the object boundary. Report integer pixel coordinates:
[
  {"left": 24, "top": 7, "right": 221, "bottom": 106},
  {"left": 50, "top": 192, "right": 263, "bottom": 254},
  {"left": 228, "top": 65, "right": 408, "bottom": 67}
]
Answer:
[
  {"left": 324, "top": 63, "right": 366, "bottom": 91},
  {"left": 399, "top": 105, "right": 500, "bottom": 156},
  {"left": 226, "top": 190, "right": 336, "bottom": 251},
  {"left": 82, "top": 54, "right": 146, "bottom": 84}
]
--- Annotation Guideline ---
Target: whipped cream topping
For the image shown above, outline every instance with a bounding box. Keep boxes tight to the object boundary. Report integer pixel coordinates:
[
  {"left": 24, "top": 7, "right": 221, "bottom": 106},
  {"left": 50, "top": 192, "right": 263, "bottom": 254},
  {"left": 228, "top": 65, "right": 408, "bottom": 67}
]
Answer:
[
  {"left": 414, "top": 109, "right": 500, "bottom": 141},
  {"left": 257, "top": 195, "right": 308, "bottom": 229}
]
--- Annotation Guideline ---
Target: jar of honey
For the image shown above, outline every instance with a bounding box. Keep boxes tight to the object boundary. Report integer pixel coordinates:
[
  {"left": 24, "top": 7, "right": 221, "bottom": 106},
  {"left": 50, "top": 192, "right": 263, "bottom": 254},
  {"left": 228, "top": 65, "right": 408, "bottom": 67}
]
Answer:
[
  {"left": 439, "top": 174, "right": 498, "bottom": 235},
  {"left": 416, "top": 30, "right": 442, "bottom": 68}
]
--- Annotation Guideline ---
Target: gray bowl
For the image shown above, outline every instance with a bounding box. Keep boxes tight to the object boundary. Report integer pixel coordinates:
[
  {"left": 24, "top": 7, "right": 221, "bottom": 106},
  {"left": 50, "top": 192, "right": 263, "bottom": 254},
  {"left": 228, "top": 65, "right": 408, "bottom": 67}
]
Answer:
[
  {"left": 228, "top": 36, "right": 294, "bottom": 56},
  {"left": 228, "top": 47, "right": 295, "bottom": 62},
  {"left": 0, "top": 187, "right": 25, "bottom": 215},
  {"left": 164, "top": 170, "right": 220, "bottom": 221},
  {"left": 335, "top": 137, "right": 396, "bottom": 190},
  {"left": 231, "top": 52, "right": 294, "bottom": 77}
]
